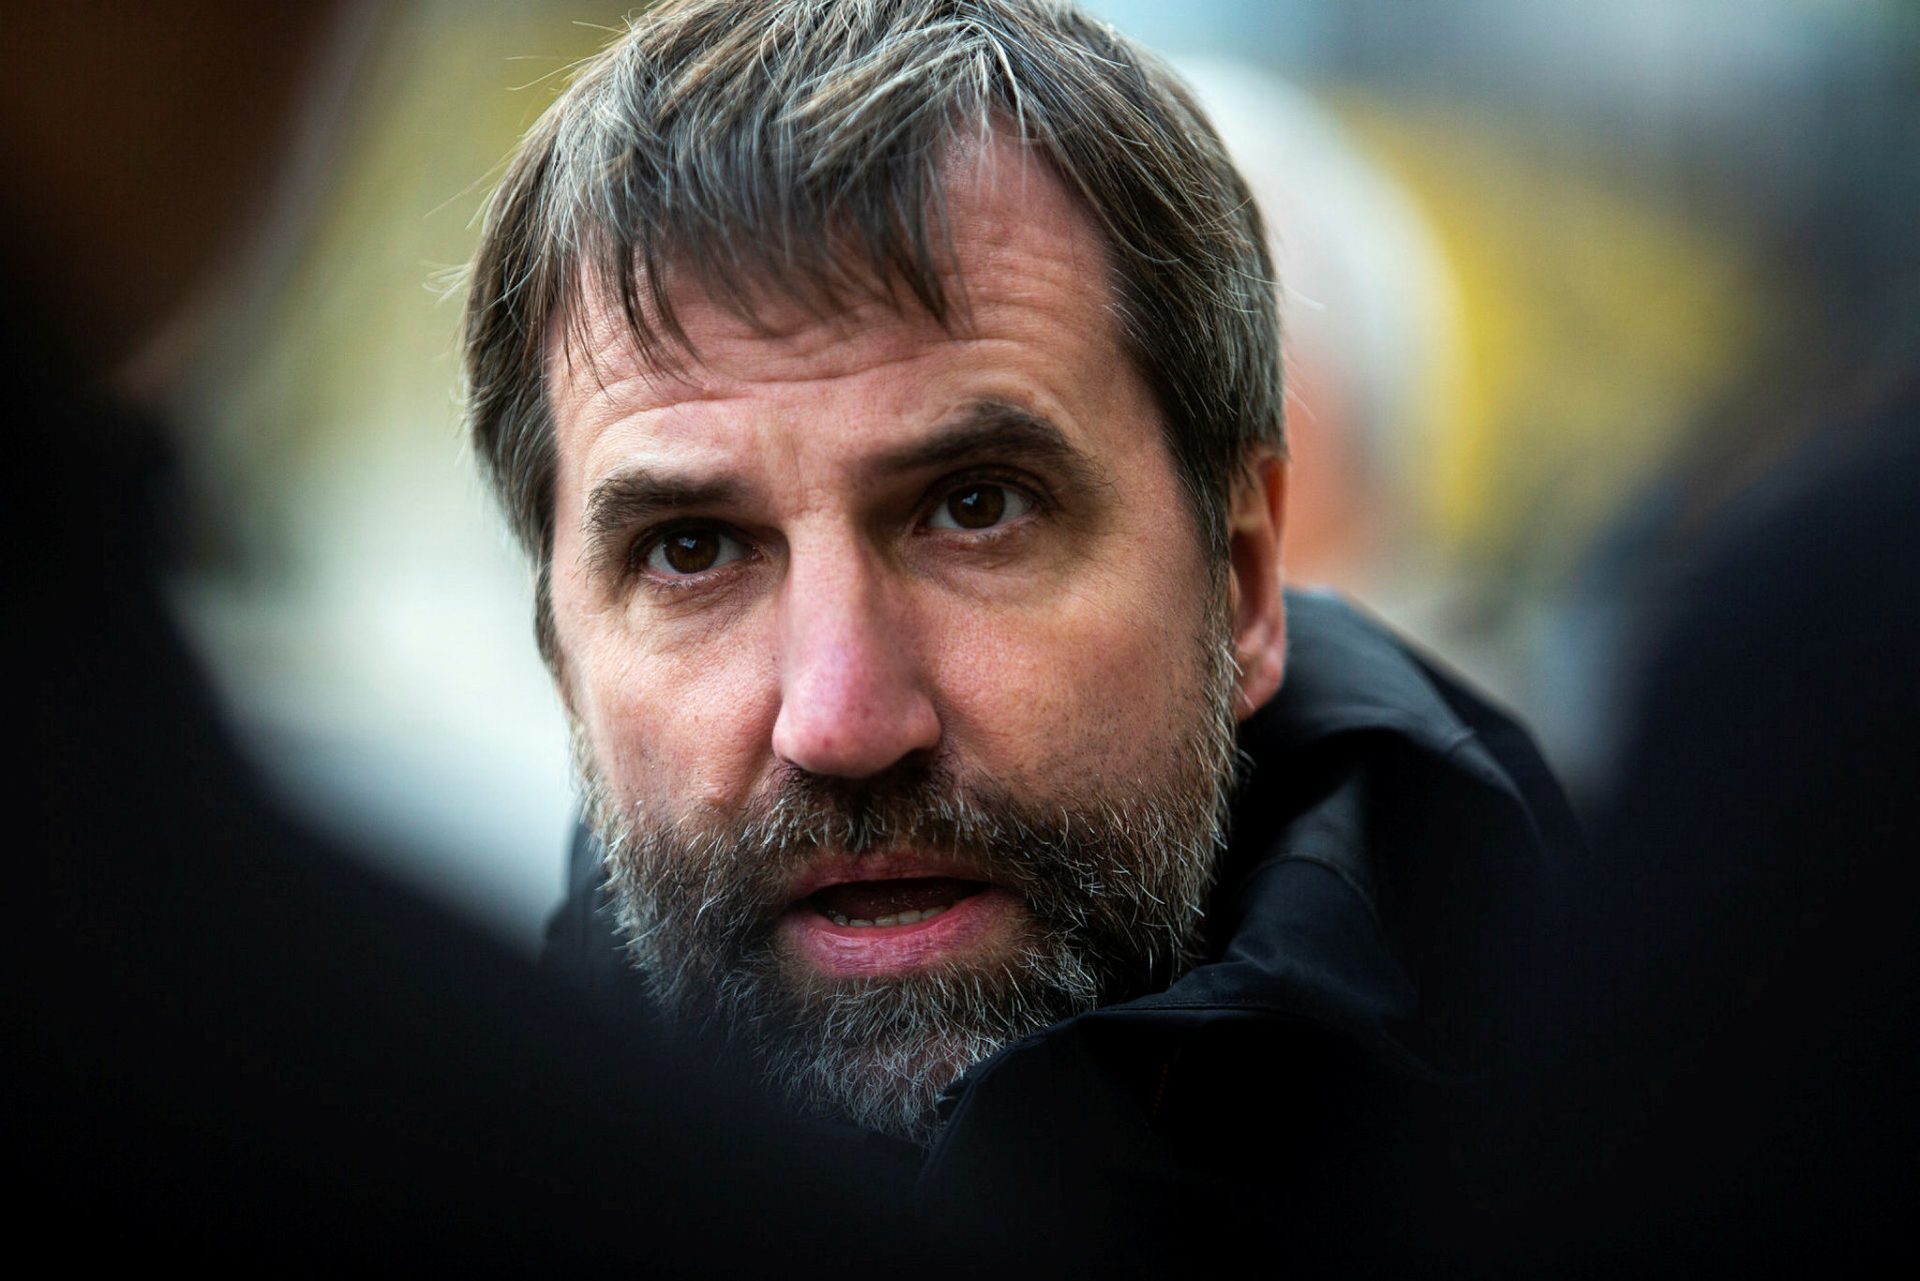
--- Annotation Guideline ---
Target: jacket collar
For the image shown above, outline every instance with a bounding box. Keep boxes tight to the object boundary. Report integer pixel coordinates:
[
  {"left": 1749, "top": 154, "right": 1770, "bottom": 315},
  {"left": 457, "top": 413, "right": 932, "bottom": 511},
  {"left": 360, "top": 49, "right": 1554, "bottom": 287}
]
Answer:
[
  {"left": 1252, "top": 589, "right": 1518, "bottom": 795},
  {"left": 1049, "top": 590, "right": 1547, "bottom": 1073}
]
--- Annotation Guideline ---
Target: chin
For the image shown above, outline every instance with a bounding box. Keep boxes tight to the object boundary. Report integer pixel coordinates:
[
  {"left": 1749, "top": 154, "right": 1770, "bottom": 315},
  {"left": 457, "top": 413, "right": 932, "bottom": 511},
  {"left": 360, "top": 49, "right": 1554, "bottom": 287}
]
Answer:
[{"left": 742, "top": 938, "right": 1100, "bottom": 1145}]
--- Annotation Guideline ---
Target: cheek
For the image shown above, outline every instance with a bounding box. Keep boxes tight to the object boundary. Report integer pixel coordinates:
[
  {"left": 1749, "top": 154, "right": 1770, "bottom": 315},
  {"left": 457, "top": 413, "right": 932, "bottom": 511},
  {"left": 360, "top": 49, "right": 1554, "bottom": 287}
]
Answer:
[
  {"left": 928, "top": 558, "right": 1213, "bottom": 792},
  {"left": 563, "top": 600, "right": 782, "bottom": 815},
  {"left": 549, "top": 510, "right": 779, "bottom": 813}
]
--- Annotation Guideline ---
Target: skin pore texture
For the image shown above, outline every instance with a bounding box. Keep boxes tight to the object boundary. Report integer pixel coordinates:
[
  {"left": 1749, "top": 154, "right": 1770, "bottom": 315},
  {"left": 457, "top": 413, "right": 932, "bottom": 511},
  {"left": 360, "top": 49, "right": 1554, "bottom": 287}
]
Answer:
[{"left": 546, "top": 133, "right": 1288, "bottom": 1143}]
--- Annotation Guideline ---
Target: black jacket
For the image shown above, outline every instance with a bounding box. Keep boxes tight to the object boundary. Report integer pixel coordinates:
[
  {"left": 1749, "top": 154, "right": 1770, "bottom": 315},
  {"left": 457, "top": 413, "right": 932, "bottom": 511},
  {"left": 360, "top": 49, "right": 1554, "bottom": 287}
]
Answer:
[{"left": 546, "top": 590, "right": 1581, "bottom": 1270}]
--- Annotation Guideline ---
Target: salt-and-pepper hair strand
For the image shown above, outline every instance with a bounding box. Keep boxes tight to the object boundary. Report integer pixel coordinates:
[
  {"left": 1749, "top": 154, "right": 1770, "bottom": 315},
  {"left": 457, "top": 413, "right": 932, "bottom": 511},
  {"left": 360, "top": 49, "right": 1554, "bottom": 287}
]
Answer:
[{"left": 463, "top": 0, "right": 1283, "bottom": 665}]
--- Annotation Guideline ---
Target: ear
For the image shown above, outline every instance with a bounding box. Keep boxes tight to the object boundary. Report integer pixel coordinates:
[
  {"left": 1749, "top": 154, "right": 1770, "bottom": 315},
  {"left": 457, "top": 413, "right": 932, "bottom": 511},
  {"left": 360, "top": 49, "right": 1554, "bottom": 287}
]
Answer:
[{"left": 1225, "top": 450, "right": 1287, "bottom": 720}]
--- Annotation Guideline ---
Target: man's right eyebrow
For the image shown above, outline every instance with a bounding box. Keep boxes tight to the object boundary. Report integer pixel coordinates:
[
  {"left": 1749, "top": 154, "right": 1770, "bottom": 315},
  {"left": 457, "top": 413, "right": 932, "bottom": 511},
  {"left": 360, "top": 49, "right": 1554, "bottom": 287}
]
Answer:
[{"left": 580, "top": 470, "right": 742, "bottom": 573}]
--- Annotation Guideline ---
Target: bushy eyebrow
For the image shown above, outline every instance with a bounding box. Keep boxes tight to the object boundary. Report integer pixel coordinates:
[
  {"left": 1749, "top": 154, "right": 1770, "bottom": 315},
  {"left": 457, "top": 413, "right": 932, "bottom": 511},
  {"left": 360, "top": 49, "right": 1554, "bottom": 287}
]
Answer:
[
  {"left": 577, "top": 398, "right": 1104, "bottom": 580},
  {"left": 867, "top": 399, "right": 1101, "bottom": 487},
  {"left": 581, "top": 472, "right": 745, "bottom": 579}
]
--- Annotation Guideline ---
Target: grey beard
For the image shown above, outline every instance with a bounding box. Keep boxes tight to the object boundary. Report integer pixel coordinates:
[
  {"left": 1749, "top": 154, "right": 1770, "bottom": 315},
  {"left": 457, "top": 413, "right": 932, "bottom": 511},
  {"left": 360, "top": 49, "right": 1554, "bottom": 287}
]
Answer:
[{"left": 579, "top": 617, "right": 1241, "bottom": 1146}]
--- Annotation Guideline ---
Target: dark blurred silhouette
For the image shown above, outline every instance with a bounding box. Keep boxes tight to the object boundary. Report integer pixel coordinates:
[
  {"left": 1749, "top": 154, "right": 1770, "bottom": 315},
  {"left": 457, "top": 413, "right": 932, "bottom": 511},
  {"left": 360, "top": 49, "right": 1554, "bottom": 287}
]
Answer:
[{"left": 1503, "top": 367, "right": 1920, "bottom": 1274}]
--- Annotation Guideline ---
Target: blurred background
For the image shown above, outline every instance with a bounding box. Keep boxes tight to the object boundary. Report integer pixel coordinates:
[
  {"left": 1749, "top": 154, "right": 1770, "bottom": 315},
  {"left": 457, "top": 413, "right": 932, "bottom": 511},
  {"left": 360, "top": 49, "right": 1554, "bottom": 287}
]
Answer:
[{"left": 127, "top": 0, "right": 1916, "bottom": 948}]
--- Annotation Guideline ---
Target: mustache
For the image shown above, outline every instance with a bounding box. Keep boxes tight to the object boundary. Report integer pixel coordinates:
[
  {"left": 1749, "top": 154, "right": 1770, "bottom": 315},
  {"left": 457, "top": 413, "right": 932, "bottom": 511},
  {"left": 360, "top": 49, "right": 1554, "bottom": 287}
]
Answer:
[{"left": 722, "top": 756, "right": 1035, "bottom": 858}]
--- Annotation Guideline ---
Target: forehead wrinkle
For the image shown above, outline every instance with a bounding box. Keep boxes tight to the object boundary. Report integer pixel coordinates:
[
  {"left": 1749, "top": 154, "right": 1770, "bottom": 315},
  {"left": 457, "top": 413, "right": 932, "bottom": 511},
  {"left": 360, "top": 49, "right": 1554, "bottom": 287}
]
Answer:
[
  {"left": 563, "top": 298, "right": 986, "bottom": 426},
  {"left": 553, "top": 225, "right": 963, "bottom": 374},
  {"left": 561, "top": 324, "right": 1044, "bottom": 475}
]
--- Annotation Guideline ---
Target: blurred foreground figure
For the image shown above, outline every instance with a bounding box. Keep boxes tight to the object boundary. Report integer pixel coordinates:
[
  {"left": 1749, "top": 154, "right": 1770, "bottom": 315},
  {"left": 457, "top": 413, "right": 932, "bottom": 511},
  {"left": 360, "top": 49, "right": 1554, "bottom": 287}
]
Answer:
[
  {"left": 467, "top": 1, "right": 1580, "bottom": 1267},
  {"left": 10, "top": 4, "right": 913, "bottom": 1271},
  {"left": 1505, "top": 370, "right": 1920, "bottom": 1274}
]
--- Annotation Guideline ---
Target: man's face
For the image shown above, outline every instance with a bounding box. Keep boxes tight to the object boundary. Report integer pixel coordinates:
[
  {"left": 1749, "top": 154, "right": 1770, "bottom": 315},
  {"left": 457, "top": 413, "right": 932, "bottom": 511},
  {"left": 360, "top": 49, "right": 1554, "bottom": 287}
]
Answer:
[{"left": 547, "top": 136, "right": 1246, "bottom": 1141}]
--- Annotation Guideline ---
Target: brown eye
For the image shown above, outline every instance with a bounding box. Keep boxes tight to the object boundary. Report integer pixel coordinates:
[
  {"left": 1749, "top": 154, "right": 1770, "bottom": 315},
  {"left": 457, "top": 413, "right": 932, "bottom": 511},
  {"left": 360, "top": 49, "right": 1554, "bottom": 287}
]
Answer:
[
  {"left": 644, "top": 527, "right": 745, "bottom": 577},
  {"left": 664, "top": 531, "right": 718, "bottom": 573},
  {"left": 930, "top": 483, "right": 1030, "bottom": 532},
  {"left": 947, "top": 485, "right": 1003, "bottom": 528}
]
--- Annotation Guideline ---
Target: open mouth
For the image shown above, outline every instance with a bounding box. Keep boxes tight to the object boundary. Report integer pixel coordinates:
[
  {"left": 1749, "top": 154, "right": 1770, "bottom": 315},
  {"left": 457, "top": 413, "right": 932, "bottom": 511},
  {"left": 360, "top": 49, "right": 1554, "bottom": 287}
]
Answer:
[
  {"left": 804, "top": 876, "right": 990, "bottom": 928},
  {"left": 778, "top": 865, "right": 1019, "bottom": 977}
]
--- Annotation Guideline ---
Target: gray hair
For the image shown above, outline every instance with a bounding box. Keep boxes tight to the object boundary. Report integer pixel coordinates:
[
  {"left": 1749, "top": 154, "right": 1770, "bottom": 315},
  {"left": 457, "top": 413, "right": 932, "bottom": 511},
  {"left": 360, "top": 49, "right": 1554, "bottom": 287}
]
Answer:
[{"left": 463, "top": 0, "right": 1283, "bottom": 665}]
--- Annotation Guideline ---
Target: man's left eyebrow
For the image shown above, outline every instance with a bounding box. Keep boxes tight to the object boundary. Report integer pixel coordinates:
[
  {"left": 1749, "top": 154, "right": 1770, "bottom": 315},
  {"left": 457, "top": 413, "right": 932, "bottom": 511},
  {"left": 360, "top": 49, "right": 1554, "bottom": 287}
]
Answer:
[{"left": 867, "top": 400, "right": 1104, "bottom": 489}]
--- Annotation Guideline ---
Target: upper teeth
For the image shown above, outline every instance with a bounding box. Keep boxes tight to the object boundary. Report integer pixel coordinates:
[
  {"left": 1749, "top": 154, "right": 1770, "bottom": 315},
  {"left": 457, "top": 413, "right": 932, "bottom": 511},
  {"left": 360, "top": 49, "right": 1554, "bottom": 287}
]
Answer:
[{"left": 823, "top": 904, "right": 951, "bottom": 928}]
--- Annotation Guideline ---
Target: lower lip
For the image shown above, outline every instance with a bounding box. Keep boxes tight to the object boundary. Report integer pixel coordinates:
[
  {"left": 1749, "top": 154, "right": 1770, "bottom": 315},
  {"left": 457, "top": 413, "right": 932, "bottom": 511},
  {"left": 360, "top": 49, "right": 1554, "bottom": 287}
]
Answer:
[{"left": 776, "top": 886, "right": 1023, "bottom": 979}]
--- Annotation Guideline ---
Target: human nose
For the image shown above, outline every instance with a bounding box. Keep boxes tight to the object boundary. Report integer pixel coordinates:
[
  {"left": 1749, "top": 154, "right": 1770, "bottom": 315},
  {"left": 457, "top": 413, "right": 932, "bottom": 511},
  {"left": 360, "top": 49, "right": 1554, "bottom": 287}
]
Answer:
[{"left": 770, "top": 548, "right": 940, "bottom": 779}]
